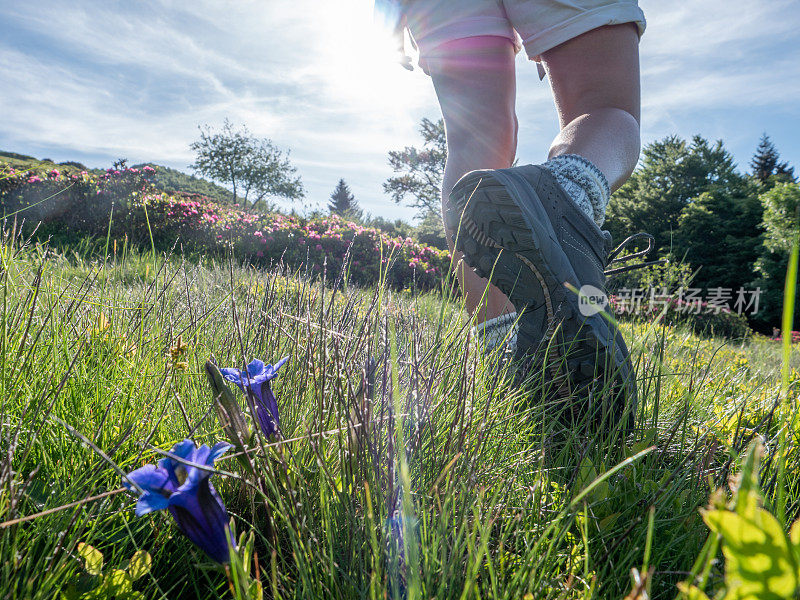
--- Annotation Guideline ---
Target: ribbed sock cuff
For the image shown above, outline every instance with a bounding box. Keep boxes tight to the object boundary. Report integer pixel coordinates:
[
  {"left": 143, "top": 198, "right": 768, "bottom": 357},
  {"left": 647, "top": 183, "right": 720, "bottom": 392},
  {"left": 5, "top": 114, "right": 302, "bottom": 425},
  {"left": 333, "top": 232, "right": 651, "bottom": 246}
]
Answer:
[
  {"left": 543, "top": 154, "right": 610, "bottom": 226},
  {"left": 472, "top": 312, "right": 518, "bottom": 353}
]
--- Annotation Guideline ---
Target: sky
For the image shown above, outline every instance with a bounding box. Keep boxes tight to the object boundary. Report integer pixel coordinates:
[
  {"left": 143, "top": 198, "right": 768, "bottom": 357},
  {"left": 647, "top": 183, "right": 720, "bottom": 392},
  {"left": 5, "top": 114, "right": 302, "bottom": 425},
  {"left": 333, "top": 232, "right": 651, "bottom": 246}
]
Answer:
[{"left": 1, "top": 0, "right": 799, "bottom": 220}]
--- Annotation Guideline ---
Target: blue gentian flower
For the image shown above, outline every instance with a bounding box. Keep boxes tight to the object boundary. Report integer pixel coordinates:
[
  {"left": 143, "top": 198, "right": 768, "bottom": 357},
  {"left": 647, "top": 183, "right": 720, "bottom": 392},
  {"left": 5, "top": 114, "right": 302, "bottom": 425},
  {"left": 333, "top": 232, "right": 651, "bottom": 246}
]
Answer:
[
  {"left": 221, "top": 357, "right": 289, "bottom": 439},
  {"left": 124, "top": 439, "right": 235, "bottom": 564}
]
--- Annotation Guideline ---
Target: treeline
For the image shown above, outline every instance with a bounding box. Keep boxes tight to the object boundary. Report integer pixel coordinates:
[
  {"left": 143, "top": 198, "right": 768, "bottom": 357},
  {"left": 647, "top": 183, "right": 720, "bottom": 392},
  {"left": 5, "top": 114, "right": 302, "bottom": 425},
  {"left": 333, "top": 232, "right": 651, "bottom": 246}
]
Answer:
[{"left": 606, "top": 134, "right": 797, "bottom": 330}]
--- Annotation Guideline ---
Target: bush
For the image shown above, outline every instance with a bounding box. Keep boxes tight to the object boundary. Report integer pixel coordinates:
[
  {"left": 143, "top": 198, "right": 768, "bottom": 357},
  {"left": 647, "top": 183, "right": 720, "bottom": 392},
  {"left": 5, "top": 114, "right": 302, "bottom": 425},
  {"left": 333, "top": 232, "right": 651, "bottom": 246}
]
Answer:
[
  {"left": 139, "top": 194, "right": 449, "bottom": 291},
  {"left": 607, "top": 256, "right": 693, "bottom": 295},
  {"left": 414, "top": 209, "right": 448, "bottom": 250},
  {"left": 606, "top": 252, "right": 752, "bottom": 339},
  {"left": 0, "top": 164, "right": 148, "bottom": 237},
  {"left": 610, "top": 292, "right": 752, "bottom": 340},
  {"left": 752, "top": 182, "right": 800, "bottom": 329},
  {"left": 0, "top": 163, "right": 451, "bottom": 292},
  {"left": 58, "top": 161, "right": 89, "bottom": 170}
]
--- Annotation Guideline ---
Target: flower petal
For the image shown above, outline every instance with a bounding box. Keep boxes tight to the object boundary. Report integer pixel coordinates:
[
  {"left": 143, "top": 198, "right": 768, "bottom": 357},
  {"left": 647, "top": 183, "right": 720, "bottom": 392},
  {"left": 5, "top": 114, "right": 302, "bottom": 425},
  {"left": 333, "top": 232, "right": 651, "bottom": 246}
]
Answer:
[
  {"left": 158, "top": 439, "right": 200, "bottom": 484},
  {"left": 135, "top": 491, "right": 172, "bottom": 516},
  {"left": 168, "top": 479, "right": 234, "bottom": 563},
  {"left": 124, "top": 464, "right": 172, "bottom": 494},
  {"left": 123, "top": 464, "right": 174, "bottom": 516},
  {"left": 208, "top": 441, "right": 232, "bottom": 464},
  {"left": 246, "top": 359, "right": 266, "bottom": 379},
  {"left": 176, "top": 441, "right": 231, "bottom": 489},
  {"left": 254, "top": 386, "right": 280, "bottom": 438},
  {"left": 181, "top": 448, "right": 212, "bottom": 489},
  {"left": 220, "top": 368, "right": 244, "bottom": 389},
  {"left": 273, "top": 355, "right": 290, "bottom": 373},
  {"left": 170, "top": 439, "right": 198, "bottom": 460},
  {"left": 190, "top": 444, "right": 212, "bottom": 467},
  {"left": 264, "top": 356, "right": 290, "bottom": 380}
]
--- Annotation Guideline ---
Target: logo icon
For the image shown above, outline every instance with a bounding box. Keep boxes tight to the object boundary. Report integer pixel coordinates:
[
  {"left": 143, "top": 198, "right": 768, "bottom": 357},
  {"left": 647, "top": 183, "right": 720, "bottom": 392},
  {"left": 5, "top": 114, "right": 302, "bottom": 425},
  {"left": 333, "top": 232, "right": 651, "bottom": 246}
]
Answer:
[{"left": 578, "top": 284, "right": 608, "bottom": 316}]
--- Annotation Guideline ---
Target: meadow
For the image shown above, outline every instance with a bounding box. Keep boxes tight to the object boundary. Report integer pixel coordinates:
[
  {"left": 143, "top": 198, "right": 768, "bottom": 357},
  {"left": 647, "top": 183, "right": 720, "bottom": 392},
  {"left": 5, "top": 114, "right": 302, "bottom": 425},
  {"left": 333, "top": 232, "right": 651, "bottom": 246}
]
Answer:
[{"left": 1, "top": 224, "right": 798, "bottom": 600}]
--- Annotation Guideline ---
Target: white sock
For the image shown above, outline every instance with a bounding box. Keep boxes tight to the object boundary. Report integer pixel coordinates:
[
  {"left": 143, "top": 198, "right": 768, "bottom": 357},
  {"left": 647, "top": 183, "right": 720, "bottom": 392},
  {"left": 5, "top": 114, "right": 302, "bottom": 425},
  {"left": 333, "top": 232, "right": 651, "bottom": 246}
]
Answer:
[
  {"left": 542, "top": 154, "right": 610, "bottom": 226},
  {"left": 472, "top": 312, "right": 518, "bottom": 354}
]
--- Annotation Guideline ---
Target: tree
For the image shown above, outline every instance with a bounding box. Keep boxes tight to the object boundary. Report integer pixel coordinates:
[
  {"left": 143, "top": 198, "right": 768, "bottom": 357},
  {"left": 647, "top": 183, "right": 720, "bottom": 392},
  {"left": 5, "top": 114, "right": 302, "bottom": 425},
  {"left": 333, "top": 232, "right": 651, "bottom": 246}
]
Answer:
[
  {"left": 752, "top": 182, "right": 800, "bottom": 328},
  {"left": 414, "top": 208, "right": 448, "bottom": 249},
  {"left": 328, "top": 179, "right": 361, "bottom": 219},
  {"left": 674, "top": 185, "right": 762, "bottom": 293},
  {"left": 607, "top": 135, "right": 769, "bottom": 304},
  {"left": 750, "top": 133, "right": 795, "bottom": 185},
  {"left": 189, "top": 120, "right": 304, "bottom": 212},
  {"left": 384, "top": 118, "right": 446, "bottom": 217},
  {"left": 777, "top": 163, "right": 796, "bottom": 181},
  {"left": 360, "top": 214, "right": 415, "bottom": 239},
  {"left": 606, "top": 135, "right": 743, "bottom": 255}
]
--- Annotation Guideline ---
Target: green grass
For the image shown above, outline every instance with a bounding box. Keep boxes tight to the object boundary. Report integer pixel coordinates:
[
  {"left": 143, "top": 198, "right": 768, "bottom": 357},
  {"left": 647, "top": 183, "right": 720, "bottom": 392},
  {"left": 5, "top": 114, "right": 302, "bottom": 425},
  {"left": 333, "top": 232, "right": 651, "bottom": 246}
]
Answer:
[{"left": 0, "top": 231, "right": 798, "bottom": 599}]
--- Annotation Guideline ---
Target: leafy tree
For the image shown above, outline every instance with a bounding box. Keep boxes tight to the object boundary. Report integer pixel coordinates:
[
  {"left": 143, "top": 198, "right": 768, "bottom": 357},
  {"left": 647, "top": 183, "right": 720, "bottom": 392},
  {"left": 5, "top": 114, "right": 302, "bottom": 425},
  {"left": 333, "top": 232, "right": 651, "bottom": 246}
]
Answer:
[
  {"left": 189, "top": 120, "right": 304, "bottom": 212},
  {"left": 360, "top": 214, "right": 415, "bottom": 238},
  {"left": 674, "top": 185, "right": 762, "bottom": 292},
  {"left": 750, "top": 133, "right": 795, "bottom": 185},
  {"left": 414, "top": 209, "right": 448, "bottom": 250},
  {"left": 384, "top": 118, "right": 446, "bottom": 217},
  {"left": 606, "top": 135, "right": 743, "bottom": 255},
  {"left": 328, "top": 179, "right": 361, "bottom": 219},
  {"left": 752, "top": 182, "right": 800, "bottom": 328},
  {"left": 608, "top": 135, "right": 772, "bottom": 309}
]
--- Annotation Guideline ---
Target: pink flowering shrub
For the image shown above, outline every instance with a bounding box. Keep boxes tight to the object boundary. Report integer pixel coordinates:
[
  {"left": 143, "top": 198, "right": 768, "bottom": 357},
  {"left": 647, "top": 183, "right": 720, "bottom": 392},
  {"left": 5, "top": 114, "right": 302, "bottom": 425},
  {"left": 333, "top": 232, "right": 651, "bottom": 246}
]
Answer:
[
  {"left": 0, "top": 164, "right": 451, "bottom": 292},
  {"left": 0, "top": 163, "right": 149, "bottom": 233},
  {"left": 772, "top": 330, "right": 800, "bottom": 344},
  {"left": 137, "top": 196, "right": 450, "bottom": 290}
]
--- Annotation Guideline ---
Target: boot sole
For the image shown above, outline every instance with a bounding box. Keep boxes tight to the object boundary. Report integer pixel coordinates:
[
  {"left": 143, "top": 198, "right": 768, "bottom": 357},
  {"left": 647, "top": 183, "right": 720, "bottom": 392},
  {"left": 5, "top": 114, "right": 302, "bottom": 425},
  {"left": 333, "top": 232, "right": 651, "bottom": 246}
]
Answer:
[{"left": 448, "top": 167, "right": 637, "bottom": 420}]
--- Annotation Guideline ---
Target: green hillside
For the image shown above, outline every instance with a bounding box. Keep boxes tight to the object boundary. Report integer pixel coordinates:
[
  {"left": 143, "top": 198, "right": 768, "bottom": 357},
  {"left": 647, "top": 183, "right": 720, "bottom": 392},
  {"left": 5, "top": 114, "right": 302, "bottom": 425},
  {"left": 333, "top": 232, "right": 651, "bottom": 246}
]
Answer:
[
  {"left": 0, "top": 150, "right": 92, "bottom": 174},
  {"left": 132, "top": 162, "right": 233, "bottom": 203},
  {"left": 0, "top": 151, "right": 231, "bottom": 203}
]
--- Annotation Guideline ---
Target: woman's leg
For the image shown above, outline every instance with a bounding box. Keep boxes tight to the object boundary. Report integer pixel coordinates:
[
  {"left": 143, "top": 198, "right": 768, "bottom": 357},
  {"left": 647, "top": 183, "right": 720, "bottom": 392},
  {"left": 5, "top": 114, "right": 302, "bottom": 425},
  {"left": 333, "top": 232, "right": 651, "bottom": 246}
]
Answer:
[
  {"left": 425, "top": 36, "right": 518, "bottom": 322},
  {"left": 542, "top": 24, "right": 641, "bottom": 192}
]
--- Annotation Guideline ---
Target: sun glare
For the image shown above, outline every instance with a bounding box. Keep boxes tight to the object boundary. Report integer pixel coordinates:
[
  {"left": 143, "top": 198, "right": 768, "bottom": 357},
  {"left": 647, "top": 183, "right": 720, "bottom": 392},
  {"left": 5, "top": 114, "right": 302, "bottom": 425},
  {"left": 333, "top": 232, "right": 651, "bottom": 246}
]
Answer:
[{"left": 315, "top": 0, "right": 429, "bottom": 115}]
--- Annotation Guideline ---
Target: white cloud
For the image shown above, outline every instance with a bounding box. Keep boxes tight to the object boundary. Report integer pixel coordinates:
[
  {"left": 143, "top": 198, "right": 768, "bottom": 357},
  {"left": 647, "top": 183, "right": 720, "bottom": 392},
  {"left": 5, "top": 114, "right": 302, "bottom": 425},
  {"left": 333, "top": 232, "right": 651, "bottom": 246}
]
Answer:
[
  {"left": 640, "top": 0, "right": 798, "bottom": 59},
  {"left": 0, "top": 0, "right": 797, "bottom": 220}
]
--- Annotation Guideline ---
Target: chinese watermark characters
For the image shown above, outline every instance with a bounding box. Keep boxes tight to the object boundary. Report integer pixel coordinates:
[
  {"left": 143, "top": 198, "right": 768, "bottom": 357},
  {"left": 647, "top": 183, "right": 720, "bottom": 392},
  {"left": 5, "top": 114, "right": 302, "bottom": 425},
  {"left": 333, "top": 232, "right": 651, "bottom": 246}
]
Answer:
[{"left": 610, "top": 287, "right": 761, "bottom": 316}]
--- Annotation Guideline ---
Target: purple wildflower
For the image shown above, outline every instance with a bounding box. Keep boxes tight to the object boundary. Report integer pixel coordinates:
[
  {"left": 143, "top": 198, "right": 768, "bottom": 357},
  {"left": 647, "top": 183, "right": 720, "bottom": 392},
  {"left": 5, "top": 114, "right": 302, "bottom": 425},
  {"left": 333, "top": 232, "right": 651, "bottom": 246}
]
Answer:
[
  {"left": 124, "top": 439, "right": 235, "bottom": 564},
  {"left": 221, "top": 357, "right": 289, "bottom": 439}
]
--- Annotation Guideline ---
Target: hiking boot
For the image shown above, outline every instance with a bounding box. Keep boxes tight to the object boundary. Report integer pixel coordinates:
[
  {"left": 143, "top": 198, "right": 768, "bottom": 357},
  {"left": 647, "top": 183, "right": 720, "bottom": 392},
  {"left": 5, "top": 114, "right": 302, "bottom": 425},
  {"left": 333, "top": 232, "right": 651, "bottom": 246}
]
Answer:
[{"left": 447, "top": 164, "right": 637, "bottom": 422}]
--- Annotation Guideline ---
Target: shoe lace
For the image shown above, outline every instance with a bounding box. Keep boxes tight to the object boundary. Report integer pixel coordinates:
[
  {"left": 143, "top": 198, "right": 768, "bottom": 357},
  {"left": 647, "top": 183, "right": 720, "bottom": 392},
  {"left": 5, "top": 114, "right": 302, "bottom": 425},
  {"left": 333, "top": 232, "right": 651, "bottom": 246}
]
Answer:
[{"left": 604, "top": 233, "right": 666, "bottom": 277}]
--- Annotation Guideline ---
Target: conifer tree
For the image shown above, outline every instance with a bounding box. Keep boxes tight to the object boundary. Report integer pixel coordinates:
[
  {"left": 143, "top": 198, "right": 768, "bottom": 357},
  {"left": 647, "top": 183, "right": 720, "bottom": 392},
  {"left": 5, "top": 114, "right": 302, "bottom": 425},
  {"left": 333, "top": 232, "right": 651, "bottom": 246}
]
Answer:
[
  {"left": 750, "top": 133, "right": 794, "bottom": 183},
  {"left": 328, "top": 179, "right": 361, "bottom": 219}
]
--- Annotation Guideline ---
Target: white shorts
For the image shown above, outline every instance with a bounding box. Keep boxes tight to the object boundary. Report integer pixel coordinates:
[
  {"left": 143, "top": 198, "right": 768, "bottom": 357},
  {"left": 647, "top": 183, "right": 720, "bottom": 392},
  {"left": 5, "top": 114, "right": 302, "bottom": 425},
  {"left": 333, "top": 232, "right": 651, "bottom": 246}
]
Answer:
[{"left": 402, "top": 0, "right": 645, "bottom": 71}]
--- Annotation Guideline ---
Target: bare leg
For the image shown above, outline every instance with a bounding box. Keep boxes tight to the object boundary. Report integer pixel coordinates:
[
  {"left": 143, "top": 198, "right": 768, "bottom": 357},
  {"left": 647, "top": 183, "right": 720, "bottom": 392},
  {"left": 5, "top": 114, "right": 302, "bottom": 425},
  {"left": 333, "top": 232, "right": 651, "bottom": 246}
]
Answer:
[
  {"left": 426, "top": 36, "right": 518, "bottom": 322},
  {"left": 542, "top": 24, "right": 641, "bottom": 191}
]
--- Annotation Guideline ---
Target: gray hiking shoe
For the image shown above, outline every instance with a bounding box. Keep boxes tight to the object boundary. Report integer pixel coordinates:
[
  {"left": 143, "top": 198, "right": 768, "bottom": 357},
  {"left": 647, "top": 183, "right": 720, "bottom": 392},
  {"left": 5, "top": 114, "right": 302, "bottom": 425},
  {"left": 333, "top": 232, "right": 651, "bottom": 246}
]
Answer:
[{"left": 448, "top": 164, "right": 639, "bottom": 422}]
